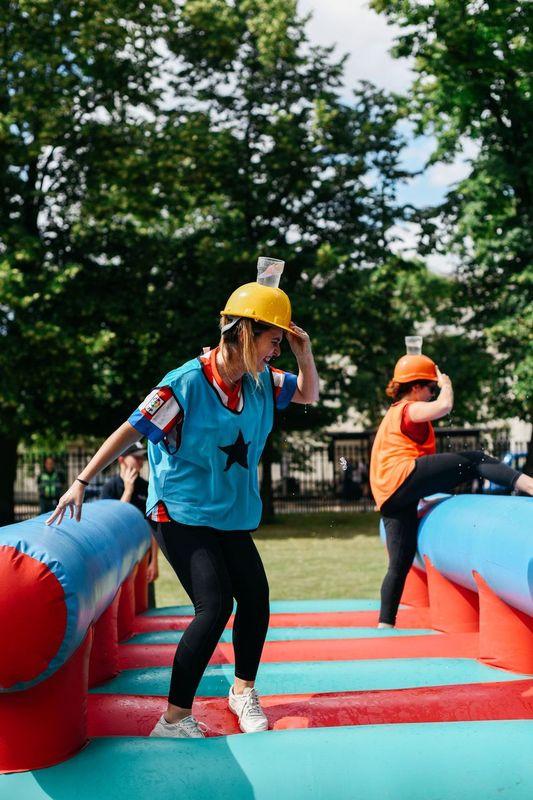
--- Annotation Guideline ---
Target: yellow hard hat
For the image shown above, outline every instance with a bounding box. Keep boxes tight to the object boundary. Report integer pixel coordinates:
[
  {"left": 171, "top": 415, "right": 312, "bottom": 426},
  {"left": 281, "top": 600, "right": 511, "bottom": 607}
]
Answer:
[{"left": 220, "top": 282, "right": 292, "bottom": 333}]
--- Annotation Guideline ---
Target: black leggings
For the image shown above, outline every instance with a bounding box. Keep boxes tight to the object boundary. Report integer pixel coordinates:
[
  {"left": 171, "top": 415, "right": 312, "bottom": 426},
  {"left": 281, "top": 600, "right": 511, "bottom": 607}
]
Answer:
[
  {"left": 379, "top": 451, "right": 521, "bottom": 625},
  {"left": 156, "top": 521, "right": 270, "bottom": 708}
]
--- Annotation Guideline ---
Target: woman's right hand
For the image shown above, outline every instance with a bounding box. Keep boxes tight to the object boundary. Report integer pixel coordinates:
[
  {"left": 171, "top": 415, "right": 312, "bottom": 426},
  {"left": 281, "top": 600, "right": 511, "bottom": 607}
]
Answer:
[
  {"left": 46, "top": 480, "right": 86, "bottom": 526},
  {"left": 122, "top": 465, "right": 139, "bottom": 491},
  {"left": 435, "top": 365, "right": 454, "bottom": 416}
]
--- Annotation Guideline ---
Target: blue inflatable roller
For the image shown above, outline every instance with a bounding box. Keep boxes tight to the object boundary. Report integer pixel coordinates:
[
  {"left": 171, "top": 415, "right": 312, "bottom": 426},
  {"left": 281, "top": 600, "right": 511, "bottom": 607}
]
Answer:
[
  {"left": 379, "top": 495, "right": 532, "bottom": 616},
  {"left": 418, "top": 495, "right": 533, "bottom": 616}
]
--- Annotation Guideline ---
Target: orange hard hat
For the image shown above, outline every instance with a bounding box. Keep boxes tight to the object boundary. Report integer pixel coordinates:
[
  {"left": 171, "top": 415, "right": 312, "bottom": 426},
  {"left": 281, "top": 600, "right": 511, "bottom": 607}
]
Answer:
[{"left": 393, "top": 354, "right": 437, "bottom": 383}]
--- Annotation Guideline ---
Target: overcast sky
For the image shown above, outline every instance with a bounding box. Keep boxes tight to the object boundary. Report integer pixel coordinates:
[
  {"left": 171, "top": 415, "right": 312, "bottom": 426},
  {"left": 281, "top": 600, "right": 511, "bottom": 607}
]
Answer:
[{"left": 300, "top": 0, "right": 414, "bottom": 94}]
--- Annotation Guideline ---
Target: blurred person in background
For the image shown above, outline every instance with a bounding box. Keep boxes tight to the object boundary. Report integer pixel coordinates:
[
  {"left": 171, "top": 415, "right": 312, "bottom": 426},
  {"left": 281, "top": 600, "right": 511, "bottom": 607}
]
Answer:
[{"left": 37, "top": 456, "right": 65, "bottom": 515}]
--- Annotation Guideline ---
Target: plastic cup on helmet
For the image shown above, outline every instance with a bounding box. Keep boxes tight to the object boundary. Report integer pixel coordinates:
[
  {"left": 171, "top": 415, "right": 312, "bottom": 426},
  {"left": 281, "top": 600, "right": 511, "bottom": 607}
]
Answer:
[
  {"left": 405, "top": 335, "right": 423, "bottom": 355},
  {"left": 257, "top": 257, "right": 285, "bottom": 288}
]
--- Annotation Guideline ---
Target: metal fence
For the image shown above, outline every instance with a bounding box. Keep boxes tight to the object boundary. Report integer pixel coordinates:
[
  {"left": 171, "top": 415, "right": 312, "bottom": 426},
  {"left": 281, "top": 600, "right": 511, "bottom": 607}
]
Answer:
[
  {"left": 271, "top": 429, "right": 528, "bottom": 513},
  {"left": 12, "top": 430, "right": 528, "bottom": 522},
  {"left": 13, "top": 448, "right": 125, "bottom": 522}
]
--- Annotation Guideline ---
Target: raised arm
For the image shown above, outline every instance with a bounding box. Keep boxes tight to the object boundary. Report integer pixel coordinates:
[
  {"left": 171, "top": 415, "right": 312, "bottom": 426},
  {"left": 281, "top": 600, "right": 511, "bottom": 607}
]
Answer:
[
  {"left": 408, "top": 367, "right": 454, "bottom": 423},
  {"left": 46, "top": 421, "right": 140, "bottom": 525},
  {"left": 286, "top": 323, "right": 320, "bottom": 404}
]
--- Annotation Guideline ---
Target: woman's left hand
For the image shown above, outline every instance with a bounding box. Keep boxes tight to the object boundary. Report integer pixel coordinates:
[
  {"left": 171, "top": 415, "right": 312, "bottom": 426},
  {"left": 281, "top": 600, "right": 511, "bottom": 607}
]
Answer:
[
  {"left": 286, "top": 322, "right": 319, "bottom": 404},
  {"left": 286, "top": 323, "right": 312, "bottom": 359}
]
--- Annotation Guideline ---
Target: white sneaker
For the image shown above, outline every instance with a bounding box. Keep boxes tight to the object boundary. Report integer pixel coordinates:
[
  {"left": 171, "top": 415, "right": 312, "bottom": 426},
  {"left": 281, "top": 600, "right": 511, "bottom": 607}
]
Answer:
[
  {"left": 149, "top": 713, "right": 207, "bottom": 738},
  {"left": 228, "top": 686, "right": 268, "bottom": 733}
]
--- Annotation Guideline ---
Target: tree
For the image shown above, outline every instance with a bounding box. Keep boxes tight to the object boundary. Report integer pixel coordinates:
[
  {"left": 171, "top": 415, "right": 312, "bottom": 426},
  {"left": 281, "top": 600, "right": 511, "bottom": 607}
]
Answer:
[
  {"left": 1, "top": 0, "right": 440, "bottom": 523},
  {"left": 372, "top": 0, "right": 533, "bottom": 469},
  {"left": 163, "top": 4, "right": 445, "bottom": 410},
  {"left": 162, "top": 0, "right": 445, "bottom": 515},
  {"left": 0, "top": 0, "right": 181, "bottom": 523}
]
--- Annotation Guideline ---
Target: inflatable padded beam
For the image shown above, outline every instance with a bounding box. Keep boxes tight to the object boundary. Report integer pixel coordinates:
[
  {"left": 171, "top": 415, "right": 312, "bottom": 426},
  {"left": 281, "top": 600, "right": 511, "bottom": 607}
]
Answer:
[
  {"left": 88, "top": 679, "right": 533, "bottom": 736},
  {"left": 0, "top": 501, "right": 150, "bottom": 692},
  {"left": 380, "top": 495, "right": 533, "bottom": 617},
  {"left": 418, "top": 495, "right": 533, "bottom": 616}
]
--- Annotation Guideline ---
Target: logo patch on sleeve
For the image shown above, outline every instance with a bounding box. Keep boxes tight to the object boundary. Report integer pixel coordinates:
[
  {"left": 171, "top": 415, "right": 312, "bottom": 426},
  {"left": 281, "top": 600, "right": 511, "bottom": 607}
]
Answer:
[{"left": 144, "top": 391, "right": 166, "bottom": 416}]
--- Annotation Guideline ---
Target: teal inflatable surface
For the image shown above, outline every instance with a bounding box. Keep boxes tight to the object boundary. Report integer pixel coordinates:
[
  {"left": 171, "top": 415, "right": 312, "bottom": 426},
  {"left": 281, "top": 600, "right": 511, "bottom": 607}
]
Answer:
[
  {"left": 3, "top": 721, "right": 532, "bottom": 800},
  {"left": 94, "top": 657, "right": 528, "bottom": 697}
]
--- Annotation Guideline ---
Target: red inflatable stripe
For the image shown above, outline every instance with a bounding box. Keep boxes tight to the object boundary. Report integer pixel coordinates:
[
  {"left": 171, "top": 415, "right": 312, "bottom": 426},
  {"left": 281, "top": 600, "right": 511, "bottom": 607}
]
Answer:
[
  {"left": 118, "top": 632, "right": 479, "bottom": 670},
  {"left": 132, "top": 607, "right": 432, "bottom": 634},
  {"left": 88, "top": 679, "right": 533, "bottom": 738}
]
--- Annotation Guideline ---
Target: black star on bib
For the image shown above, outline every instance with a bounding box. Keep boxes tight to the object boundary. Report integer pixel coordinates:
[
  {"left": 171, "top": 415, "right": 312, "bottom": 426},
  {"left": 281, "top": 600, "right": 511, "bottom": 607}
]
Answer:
[{"left": 219, "top": 429, "right": 250, "bottom": 471}]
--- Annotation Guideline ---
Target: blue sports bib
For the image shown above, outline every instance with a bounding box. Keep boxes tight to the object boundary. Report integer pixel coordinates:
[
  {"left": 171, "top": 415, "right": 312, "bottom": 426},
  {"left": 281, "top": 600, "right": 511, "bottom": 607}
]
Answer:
[{"left": 146, "top": 358, "right": 275, "bottom": 531}]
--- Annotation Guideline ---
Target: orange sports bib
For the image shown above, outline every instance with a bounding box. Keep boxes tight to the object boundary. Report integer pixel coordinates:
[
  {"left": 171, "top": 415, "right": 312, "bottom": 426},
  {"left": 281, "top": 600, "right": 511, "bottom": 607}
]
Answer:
[{"left": 370, "top": 400, "right": 436, "bottom": 510}]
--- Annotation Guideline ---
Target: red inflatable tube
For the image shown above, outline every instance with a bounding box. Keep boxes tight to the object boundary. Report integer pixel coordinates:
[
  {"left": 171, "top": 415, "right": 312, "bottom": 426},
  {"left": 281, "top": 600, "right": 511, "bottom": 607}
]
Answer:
[
  {"left": 89, "top": 591, "right": 122, "bottom": 688},
  {"left": 424, "top": 556, "right": 479, "bottom": 633},
  {"left": 0, "top": 553, "right": 148, "bottom": 772},
  {"left": 88, "top": 679, "right": 533, "bottom": 738},
  {"left": 400, "top": 565, "right": 429, "bottom": 608},
  {"left": 134, "top": 551, "right": 150, "bottom": 615},
  {"left": 0, "top": 630, "right": 92, "bottom": 774},
  {"left": 0, "top": 502, "right": 152, "bottom": 774},
  {"left": 0, "top": 546, "right": 67, "bottom": 690},
  {"left": 474, "top": 571, "right": 533, "bottom": 674},
  {"left": 117, "top": 565, "right": 139, "bottom": 642}
]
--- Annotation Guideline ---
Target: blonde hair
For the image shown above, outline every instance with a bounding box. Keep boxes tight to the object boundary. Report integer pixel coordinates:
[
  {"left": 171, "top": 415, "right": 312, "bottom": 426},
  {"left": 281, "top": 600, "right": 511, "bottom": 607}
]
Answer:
[{"left": 219, "top": 316, "right": 271, "bottom": 384}]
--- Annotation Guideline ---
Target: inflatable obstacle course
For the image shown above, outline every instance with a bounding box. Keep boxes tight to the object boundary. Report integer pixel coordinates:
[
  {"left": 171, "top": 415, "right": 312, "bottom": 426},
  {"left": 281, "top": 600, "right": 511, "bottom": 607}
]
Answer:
[{"left": 1, "top": 496, "right": 532, "bottom": 799}]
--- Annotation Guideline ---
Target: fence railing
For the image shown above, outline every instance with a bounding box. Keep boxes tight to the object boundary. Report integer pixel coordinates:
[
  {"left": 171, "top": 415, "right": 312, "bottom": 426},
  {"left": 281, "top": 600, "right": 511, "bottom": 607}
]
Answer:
[
  {"left": 12, "top": 431, "right": 528, "bottom": 521},
  {"left": 271, "top": 429, "right": 527, "bottom": 513},
  {"left": 13, "top": 449, "right": 124, "bottom": 523}
]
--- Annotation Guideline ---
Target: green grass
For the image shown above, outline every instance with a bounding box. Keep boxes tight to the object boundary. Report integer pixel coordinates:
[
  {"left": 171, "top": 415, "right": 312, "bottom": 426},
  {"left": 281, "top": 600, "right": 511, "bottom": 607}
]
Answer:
[{"left": 154, "top": 512, "right": 387, "bottom": 607}]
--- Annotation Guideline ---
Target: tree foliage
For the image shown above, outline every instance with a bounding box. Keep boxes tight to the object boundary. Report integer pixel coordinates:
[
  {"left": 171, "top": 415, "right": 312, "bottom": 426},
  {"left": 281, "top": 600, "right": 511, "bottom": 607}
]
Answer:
[
  {"left": 1, "top": 0, "right": 443, "bottom": 520},
  {"left": 372, "top": 0, "right": 533, "bottom": 442},
  {"left": 0, "top": 0, "right": 181, "bottom": 520},
  {"left": 163, "top": 0, "right": 440, "bottom": 428},
  {"left": 0, "top": 0, "right": 181, "bottom": 441}
]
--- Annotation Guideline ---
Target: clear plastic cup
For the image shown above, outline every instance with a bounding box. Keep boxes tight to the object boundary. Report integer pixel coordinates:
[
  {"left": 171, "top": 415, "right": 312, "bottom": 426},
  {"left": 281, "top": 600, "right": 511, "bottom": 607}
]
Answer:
[
  {"left": 257, "top": 257, "right": 285, "bottom": 288},
  {"left": 405, "top": 335, "right": 423, "bottom": 355}
]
